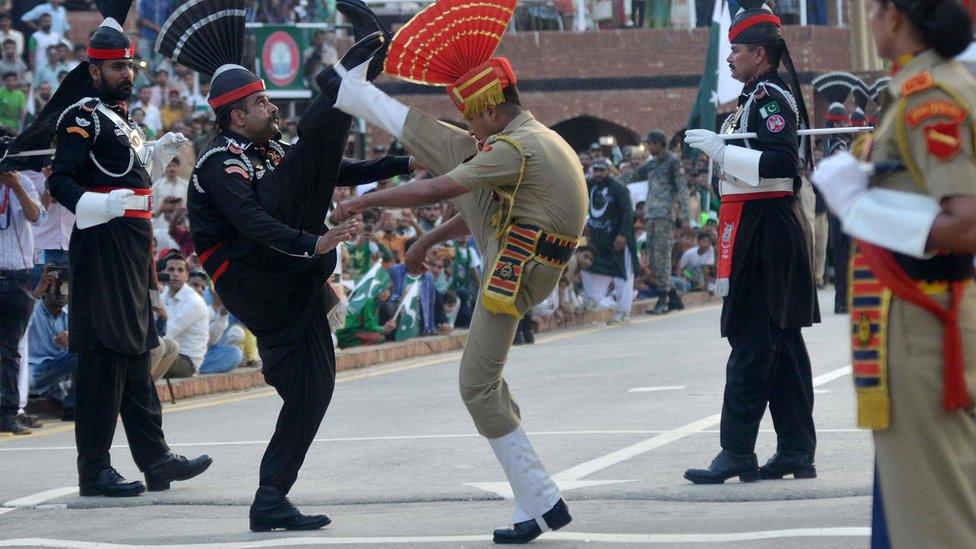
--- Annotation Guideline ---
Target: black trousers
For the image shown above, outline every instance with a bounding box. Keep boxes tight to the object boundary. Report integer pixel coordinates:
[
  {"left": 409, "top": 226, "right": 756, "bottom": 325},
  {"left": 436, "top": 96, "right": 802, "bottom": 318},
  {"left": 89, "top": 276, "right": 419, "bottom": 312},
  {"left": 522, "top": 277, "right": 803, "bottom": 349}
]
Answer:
[
  {"left": 720, "top": 315, "right": 816, "bottom": 457},
  {"left": 0, "top": 275, "right": 33, "bottom": 416},
  {"left": 75, "top": 343, "right": 169, "bottom": 482},
  {"left": 258, "top": 313, "right": 336, "bottom": 494},
  {"left": 829, "top": 213, "right": 850, "bottom": 311},
  {"left": 215, "top": 85, "right": 351, "bottom": 497}
]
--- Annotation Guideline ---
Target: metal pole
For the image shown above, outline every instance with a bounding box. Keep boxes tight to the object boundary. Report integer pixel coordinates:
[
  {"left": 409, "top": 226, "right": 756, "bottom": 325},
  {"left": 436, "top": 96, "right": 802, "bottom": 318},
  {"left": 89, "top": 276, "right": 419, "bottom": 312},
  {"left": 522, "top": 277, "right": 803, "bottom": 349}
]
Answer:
[
  {"left": 799, "top": 0, "right": 808, "bottom": 26},
  {"left": 718, "top": 126, "right": 873, "bottom": 140},
  {"left": 688, "top": 0, "right": 697, "bottom": 28},
  {"left": 836, "top": 0, "right": 844, "bottom": 27}
]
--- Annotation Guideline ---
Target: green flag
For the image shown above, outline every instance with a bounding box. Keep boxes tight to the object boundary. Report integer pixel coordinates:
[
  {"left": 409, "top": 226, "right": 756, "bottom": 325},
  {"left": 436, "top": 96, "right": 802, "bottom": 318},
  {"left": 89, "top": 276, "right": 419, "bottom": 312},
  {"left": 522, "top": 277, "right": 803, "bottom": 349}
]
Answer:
[
  {"left": 346, "top": 261, "right": 391, "bottom": 317},
  {"left": 684, "top": 0, "right": 727, "bottom": 157},
  {"left": 394, "top": 275, "right": 422, "bottom": 342}
]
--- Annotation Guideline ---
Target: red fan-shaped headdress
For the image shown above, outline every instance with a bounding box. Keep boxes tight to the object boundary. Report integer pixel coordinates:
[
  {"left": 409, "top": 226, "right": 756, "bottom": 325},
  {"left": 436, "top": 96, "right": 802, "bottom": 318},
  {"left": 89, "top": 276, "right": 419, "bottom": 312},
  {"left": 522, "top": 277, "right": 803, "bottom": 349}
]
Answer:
[{"left": 384, "top": 0, "right": 518, "bottom": 118}]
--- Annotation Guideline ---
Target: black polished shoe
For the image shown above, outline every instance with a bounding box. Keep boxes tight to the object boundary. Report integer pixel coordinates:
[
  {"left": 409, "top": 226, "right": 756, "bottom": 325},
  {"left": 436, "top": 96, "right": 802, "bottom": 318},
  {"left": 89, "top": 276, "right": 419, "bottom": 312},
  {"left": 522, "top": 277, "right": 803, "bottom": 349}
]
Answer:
[
  {"left": 759, "top": 451, "right": 817, "bottom": 480},
  {"left": 0, "top": 414, "right": 30, "bottom": 435},
  {"left": 249, "top": 487, "right": 331, "bottom": 532},
  {"left": 316, "top": 32, "right": 386, "bottom": 98},
  {"left": 335, "top": 0, "right": 391, "bottom": 80},
  {"left": 492, "top": 498, "right": 572, "bottom": 544},
  {"left": 684, "top": 450, "right": 760, "bottom": 484},
  {"left": 647, "top": 292, "right": 670, "bottom": 315},
  {"left": 79, "top": 468, "right": 146, "bottom": 497},
  {"left": 668, "top": 288, "right": 685, "bottom": 311},
  {"left": 336, "top": 0, "right": 391, "bottom": 41},
  {"left": 144, "top": 452, "right": 213, "bottom": 491}
]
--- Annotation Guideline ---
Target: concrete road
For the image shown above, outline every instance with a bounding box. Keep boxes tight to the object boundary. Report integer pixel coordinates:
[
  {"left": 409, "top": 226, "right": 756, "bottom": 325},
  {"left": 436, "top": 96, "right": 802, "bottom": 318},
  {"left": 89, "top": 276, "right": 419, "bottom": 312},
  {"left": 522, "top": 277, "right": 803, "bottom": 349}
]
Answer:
[{"left": 0, "top": 291, "right": 874, "bottom": 548}]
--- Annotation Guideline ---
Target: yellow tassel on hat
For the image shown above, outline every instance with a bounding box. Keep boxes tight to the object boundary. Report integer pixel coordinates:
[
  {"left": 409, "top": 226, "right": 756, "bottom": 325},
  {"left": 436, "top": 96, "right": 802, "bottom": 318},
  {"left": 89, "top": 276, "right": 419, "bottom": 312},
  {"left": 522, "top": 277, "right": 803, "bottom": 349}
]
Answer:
[{"left": 462, "top": 80, "right": 505, "bottom": 120}]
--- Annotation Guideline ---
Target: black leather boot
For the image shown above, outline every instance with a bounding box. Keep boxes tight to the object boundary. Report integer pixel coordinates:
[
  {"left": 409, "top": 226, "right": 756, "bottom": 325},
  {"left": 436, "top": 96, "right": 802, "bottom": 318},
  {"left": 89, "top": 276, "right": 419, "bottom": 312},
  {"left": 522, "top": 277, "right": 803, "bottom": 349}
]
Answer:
[
  {"left": 492, "top": 498, "right": 572, "bottom": 544},
  {"left": 0, "top": 414, "right": 30, "bottom": 435},
  {"left": 335, "top": 0, "right": 390, "bottom": 81},
  {"left": 144, "top": 452, "right": 213, "bottom": 491},
  {"left": 684, "top": 450, "right": 760, "bottom": 484},
  {"left": 315, "top": 32, "right": 387, "bottom": 100},
  {"left": 668, "top": 288, "right": 685, "bottom": 310},
  {"left": 520, "top": 313, "right": 535, "bottom": 345},
  {"left": 80, "top": 468, "right": 146, "bottom": 497},
  {"left": 759, "top": 451, "right": 817, "bottom": 479},
  {"left": 249, "top": 486, "right": 331, "bottom": 532}
]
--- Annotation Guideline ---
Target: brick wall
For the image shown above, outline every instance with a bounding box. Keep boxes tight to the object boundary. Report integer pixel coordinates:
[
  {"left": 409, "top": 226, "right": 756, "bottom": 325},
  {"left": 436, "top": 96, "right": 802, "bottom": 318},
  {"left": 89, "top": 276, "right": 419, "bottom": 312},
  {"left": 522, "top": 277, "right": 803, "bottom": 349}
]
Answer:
[{"left": 366, "top": 26, "right": 853, "bottom": 149}]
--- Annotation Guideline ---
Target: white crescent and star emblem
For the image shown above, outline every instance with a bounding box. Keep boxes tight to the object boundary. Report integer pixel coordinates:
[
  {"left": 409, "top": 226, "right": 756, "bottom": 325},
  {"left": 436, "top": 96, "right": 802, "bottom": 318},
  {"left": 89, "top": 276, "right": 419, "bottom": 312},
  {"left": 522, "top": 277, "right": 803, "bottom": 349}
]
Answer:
[{"left": 75, "top": 117, "right": 90, "bottom": 127}]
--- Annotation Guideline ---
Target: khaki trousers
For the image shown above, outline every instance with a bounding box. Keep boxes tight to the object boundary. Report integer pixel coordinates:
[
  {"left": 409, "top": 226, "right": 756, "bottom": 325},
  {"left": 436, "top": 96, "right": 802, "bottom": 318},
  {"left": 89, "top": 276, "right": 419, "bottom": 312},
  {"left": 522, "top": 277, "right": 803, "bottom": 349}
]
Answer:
[
  {"left": 149, "top": 337, "right": 180, "bottom": 381},
  {"left": 402, "top": 108, "right": 562, "bottom": 438},
  {"left": 875, "top": 289, "right": 976, "bottom": 548}
]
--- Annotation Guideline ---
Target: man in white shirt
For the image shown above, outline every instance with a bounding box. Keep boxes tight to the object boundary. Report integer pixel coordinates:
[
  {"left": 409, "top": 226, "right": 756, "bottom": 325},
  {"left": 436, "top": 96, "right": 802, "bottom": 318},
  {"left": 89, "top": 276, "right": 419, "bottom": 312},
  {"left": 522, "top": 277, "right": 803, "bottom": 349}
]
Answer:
[
  {"left": 676, "top": 233, "right": 715, "bottom": 292},
  {"left": 0, "top": 14, "right": 26, "bottom": 58},
  {"left": 26, "top": 14, "right": 63, "bottom": 71},
  {"left": 0, "top": 170, "right": 43, "bottom": 434},
  {"left": 31, "top": 168, "right": 72, "bottom": 266},
  {"left": 131, "top": 86, "right": 163, "bottom": 136},
  {"left": 151, "top": 157, "right": 187, "bottom": 211},
  {"left": 187, "top": 271, "right": 244, "bottom": 375},
  {"left": 21, "top": 0, "right": 70, "bottom": 37},
  {"left": 160, "top": 253, "right": 209, "bottom": 378}
]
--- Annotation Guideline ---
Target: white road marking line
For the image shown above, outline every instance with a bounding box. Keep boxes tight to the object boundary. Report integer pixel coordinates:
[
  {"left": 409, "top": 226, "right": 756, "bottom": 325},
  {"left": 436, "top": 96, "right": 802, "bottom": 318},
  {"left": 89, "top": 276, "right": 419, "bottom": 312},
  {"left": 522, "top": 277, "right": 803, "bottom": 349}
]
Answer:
[
  {"left": 628, "top": 385, "right": 686, "bottom": 393},
  {"left": 0, "top": 428, "right": 868, "bottom": 453},
  {"left": 555, "top": 366, "right": 851, "bottom": 482},
  {"left": 814, "top": 389, "right": 831, "bottom": 394},
  {"left": 4, "top": 487, "right": 78, "bottom": 508},
  {"left": 467, "top": 366, "right": 853, "bottom": 498},
  {"left": 0, "top": 507, "right": 16, "bottom": 516},
  {"left": 0, "top": 528, "right": 871, "bottom": 547}
]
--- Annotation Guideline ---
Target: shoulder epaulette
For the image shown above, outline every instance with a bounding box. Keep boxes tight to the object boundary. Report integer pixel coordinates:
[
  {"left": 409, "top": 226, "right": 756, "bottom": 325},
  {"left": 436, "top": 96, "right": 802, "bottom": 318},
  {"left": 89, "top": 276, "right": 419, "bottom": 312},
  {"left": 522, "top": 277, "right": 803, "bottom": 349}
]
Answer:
[
  {"left": 192, "top": 135, "right": 255, "bottom": 193},
  {"left": 901, "top": 71, "right": 934, "bottom": 97},
  {"left": 56, "top": 97, "right": 100, "bottom": 139}
]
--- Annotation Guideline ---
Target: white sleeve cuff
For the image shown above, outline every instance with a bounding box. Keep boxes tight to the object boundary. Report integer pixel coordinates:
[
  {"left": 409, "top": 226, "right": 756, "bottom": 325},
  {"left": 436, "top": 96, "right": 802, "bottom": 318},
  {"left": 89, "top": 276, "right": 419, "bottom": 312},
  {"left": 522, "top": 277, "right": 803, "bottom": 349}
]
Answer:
[
  {"left": 721, "top": 145, "right": 762, "bottom": 187},
  {"left": 843, "top": 187, "right": 941, "bottom": 259}
]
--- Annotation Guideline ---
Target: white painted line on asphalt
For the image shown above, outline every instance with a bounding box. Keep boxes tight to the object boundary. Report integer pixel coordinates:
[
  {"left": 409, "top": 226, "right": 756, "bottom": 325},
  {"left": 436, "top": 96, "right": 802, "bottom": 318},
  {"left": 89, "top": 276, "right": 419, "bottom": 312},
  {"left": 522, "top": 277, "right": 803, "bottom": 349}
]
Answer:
[
  {"left": 814, "top": 389, "right": 831, "bottom": 394},
  {"left": 0, "top": 507, "right": 16, "bottom": 516},
  {"left": 0, "top": 427, "right": 868, "bottom": 453},
  {"left": 4, "top": 487, "right": 78, "bottom": 508},
  {"left": 0, "top": 528, "right": 872, "bottom": 546},
  {"left": 628, "top": 385, "right": 686, "bottom": 393},
  {"left": 552, "top": 365, "right": 851, "bottom": 483}
]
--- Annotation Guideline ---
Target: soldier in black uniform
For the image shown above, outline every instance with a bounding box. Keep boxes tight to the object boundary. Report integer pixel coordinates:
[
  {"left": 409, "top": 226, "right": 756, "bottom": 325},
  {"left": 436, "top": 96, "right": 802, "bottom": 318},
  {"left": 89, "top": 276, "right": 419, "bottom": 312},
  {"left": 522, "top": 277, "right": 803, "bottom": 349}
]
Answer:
[
  {"left": 823, "top": 102, "right": 852, "bottom": 313},
  {"left": 683, "top": 0, "right": 819, "bottom": 484},
  {"left": 45, "top": 2, "right": 211, "bottom": 497},
  {"left": 154, "top": 1, "right": 413, "bottom": 531}
]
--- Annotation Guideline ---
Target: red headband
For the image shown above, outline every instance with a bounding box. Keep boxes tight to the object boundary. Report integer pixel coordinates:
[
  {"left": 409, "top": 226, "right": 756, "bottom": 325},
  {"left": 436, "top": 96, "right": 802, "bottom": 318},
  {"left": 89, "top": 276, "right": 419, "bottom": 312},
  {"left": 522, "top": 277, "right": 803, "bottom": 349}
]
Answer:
[
  {"left": 87, "top": 44, "right": 134, "bottom": 60},
  {"left": 728, "top": 13, "right": 781, "bottom": 42},
  {"left": 208, "top": 80, "right": 266, "bottom": 109}
]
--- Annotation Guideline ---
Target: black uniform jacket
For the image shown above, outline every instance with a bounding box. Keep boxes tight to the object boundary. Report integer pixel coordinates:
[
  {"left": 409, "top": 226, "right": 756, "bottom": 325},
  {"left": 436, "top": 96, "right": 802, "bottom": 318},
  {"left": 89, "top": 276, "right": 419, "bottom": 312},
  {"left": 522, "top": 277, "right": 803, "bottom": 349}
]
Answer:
[
  {"left": 721, "top": 72, "right": 820, "bottom": 337},
  {"left": 48, "top": 97, "right": 158, "bottom": 355}
]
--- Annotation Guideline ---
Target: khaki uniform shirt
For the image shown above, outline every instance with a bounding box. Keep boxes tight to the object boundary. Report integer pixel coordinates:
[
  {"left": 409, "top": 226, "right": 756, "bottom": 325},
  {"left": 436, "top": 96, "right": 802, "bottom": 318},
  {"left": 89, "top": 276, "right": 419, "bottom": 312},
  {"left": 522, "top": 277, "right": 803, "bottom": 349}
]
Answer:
[
  {"left": 443, "top": 111, "right": 588, "bottom": 239},
  {"left": 866, "top": 50, "right": 976, "bottom": 200}
]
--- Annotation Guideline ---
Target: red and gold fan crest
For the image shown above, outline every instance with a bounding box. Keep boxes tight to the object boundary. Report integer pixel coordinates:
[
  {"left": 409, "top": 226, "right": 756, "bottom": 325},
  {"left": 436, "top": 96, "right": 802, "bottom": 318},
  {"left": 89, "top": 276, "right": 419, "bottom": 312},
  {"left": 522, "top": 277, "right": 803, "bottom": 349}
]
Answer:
[{"left": 384, "top": 0, "right": 518, "bottom": 117}]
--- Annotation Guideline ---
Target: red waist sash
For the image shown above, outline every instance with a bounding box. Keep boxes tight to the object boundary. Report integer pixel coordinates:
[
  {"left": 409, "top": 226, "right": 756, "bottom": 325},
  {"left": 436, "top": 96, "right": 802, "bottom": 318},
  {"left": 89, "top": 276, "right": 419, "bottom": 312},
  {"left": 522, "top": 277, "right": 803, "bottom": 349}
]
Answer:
[
  {"left": 716, "top": 190, "right": 793, "bottom": 283},
  {"left": 89, "top": 186, "right": 152, "bottom": 219}
]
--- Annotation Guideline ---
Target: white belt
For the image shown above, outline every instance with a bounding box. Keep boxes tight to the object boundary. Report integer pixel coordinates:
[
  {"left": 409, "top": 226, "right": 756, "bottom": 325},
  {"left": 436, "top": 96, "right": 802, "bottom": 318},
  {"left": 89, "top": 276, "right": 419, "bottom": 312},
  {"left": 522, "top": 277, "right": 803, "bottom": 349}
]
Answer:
[{"left": 721, "top": 177, "right": 793, "bottom": 196}]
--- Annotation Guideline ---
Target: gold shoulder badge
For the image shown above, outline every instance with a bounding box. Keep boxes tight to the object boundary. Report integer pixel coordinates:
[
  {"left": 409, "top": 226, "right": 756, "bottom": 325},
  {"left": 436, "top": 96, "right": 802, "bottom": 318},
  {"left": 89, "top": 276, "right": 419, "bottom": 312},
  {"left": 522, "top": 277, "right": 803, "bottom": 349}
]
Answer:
[{"left": 901, "top": 71, "right": 934, "bottom": 96}]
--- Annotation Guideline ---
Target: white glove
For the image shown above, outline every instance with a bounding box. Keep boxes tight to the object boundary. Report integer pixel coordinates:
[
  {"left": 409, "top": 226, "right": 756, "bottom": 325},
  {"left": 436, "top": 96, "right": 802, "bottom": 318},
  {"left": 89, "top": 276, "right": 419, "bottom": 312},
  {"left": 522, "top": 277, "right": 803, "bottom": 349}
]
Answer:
[
  {"left": 811, "top": 152, "right": 869, "bottom": 219},
  {"left": 335, "top": 56, "right": 408, "bottom": 138},
  {"left": 685, "top": 129, "right": 726, "bottom": 163},
  {"left": 150, "top": 132, "right": 188, "bottom": 179},
  {"left": 75, "top": 189, "right": 134, "bottom": 229}
]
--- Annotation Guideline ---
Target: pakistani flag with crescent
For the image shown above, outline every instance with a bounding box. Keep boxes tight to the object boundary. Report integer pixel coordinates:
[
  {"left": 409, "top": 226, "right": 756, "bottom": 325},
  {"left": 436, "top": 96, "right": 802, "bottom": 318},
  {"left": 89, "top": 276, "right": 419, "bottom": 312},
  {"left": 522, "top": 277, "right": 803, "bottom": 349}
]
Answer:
[
  {"left": 394, "top": 275, "right": 422, "bottom": 342},
  {"left": 346, "top": 261, "right": 392, "bottom": 318},
  {"left": 685, "top": 0, "right": 737, "bottom": 142}
]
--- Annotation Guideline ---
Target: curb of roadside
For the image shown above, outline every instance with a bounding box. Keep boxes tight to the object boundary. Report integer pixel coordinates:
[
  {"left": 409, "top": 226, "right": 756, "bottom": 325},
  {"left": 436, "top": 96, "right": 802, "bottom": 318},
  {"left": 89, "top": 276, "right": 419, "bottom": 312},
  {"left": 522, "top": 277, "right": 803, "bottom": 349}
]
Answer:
[{"left": 154, "top": 292, "right": 719, "bottom": 404}]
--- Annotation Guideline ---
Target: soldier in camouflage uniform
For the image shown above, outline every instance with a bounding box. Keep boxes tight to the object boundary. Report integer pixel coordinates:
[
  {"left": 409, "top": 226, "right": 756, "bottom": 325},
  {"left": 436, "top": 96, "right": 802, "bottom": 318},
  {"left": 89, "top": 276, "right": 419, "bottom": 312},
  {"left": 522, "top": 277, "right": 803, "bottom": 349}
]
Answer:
[{"left": 622, "top": 130, "right": 689, "bottom": 314}]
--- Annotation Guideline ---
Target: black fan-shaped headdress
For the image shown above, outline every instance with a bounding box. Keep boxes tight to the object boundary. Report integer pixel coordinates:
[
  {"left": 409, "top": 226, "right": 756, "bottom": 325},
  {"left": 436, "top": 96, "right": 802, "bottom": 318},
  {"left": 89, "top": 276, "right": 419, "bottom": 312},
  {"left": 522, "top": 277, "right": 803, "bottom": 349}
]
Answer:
[
  {"left": 851, "top": 106, "right": 867, "bottom": 127},
  {"left": 870, "top": 77, "right": 891, "bottom": 107},
  {"left": 812, "top": 72, "right": 864, "bottom": 105},
  {"left": 729, "top": 0, "right": 812, "bottom": 168},
  {"left": 0, "top": 0, "right": 131, "bottom": 170},
  {"left": 155, "top": 0, "right": 262, "bottom": 113}
]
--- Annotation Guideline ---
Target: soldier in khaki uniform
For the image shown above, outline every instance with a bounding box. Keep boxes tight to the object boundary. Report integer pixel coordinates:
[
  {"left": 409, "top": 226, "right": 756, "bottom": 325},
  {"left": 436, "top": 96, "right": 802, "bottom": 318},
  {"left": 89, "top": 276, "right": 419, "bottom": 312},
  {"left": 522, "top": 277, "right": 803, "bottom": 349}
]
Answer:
[
  {"left": 813, "top": 1, "right": 976, "bottom": 546},
  {"left": 329, "top": 5, "right": 586, "bottom": 541}
]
